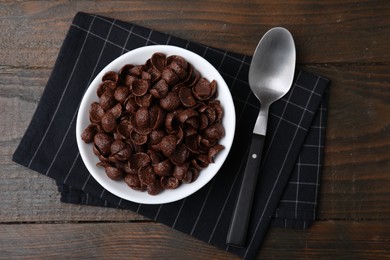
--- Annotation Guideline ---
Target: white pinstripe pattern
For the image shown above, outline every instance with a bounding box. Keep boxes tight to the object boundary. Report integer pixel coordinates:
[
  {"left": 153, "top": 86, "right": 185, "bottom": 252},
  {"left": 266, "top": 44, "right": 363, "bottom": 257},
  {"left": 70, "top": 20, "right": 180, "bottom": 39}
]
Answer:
[
  {"left": 280, "top": 200, "right": 317, "bottom": 205},
  {"left": 44, "top": 106, "right": 80, "bottom": 176},
  {"left": 82, "top": 174, "right": 91, "bottom": 190},
  {"left": 313, "top": 101, "right": 325, "bottom": 220},
  {"left": 304, "top": 144, "right": 324, "bottom": 148},
  {"left": 145, "top": 29, "right": 153, "bottom": 46},
  {"left": 296, "top": 163, "right": 322, "bottom": 167},
  {"left": 27, "top": 16, "right": 96, "bottom": 168},
  {"left": 269, "top": 112, "right": 309, "bottom": 132},
  {"left": 154, "top": 205, "right": 163, "bottom": 221},
  {"left": 220, "top": 71, "right": 250, "bottom": 86},
  {"left": 244, "top": 76, "right": 320, "bottom": 258},
  {"left": 274, "top": 93, "right": 326, "bottom": 225},
  {"left": 190, "top": 178, "right": 217, "bottom": 236},
  {"left": 70, "top": 24, "right": 130, "bottom": 52},
  {"left": 295, "top": 83, "right": 322, "bottom": 97},
  {"left": 295, "top": 156, "right": 301, "bottom": 218},
  {"left": 289, "top": 181, "right": 319, "bottom": 186},
  {"left": 63, "top": 153, "right": 80, "bottom": 183},
  {"left": 47, "top": 17, "right": 117, "bottom": 179},
  {"left": 281, "top": 97, "right": 315, "bottom": 114},
  {"left": 207, "top": 146, "right": 248, "bottom": 244},
  {"left": 120, "top": 23, "right": 134, "bottom": 55},
  {"left": 62, "top": 17, "right": 152, "bottom": 204},
  {"left": 311, "top": 125, "right": 326, "bottom": 129},
  {"left": 136, "top": 203, "right": 142, "bottom": 214},
  {"left": 67, "top": 20, "right": 116, "bottom": 190},
  {"left": 171, "top": 197, "right": 186, "bottom": 228},
  {"left": 216, "top": 49, "right": 228, "bottom": 71}
]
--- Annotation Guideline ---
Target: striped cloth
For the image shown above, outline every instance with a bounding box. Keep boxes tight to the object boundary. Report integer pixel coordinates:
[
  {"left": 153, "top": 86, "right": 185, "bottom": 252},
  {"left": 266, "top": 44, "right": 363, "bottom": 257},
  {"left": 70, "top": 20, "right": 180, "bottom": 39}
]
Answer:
[{"left": 13, "top": 12, "right": 330, "bottom": 259}]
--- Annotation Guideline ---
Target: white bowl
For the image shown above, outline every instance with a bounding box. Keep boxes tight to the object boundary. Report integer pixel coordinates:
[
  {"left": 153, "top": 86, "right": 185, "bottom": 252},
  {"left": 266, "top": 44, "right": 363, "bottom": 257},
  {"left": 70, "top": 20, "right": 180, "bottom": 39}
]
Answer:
[{"left": 76, "top": 45, "right": 235, "bottom": 204}]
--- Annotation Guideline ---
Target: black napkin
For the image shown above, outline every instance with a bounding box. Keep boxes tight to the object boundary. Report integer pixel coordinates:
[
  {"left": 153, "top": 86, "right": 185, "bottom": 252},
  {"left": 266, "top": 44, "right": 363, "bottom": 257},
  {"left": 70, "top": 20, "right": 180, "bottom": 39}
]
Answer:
[{"left": 13, "top": 12, "right": 329, "bottom": 259}]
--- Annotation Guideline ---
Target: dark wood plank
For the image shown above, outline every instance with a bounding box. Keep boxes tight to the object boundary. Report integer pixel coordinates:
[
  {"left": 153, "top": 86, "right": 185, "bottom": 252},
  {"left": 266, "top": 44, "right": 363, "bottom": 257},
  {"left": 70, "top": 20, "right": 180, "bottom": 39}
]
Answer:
[
  {"left": 1, "top": 221, "right": 389, "bottom": 259},
  {"left": 0, "top": 167, "right": 145, "bottom": 223},
  {"left": 0, "top": 222, "right": 239, "bottom": 259},
  {"left": 260, "top": 220, "right": 390, "bottom": 259},
  {"left": 0, "top": 66, "right": 48, "bottom": 103},
  {"left": 306, "top": 64, "right": 390, "bottom": 219},
  {"left": 0, "top": 0, "right": 389, "bottom": 68}
]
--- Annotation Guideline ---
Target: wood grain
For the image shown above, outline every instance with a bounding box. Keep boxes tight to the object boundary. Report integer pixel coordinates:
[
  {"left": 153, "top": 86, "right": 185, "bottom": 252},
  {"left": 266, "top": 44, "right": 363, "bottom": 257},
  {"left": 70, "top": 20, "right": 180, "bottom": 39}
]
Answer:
[
  {"left": 1, "top": 0, "right": 390, "bottom": 259},
  {"left": 308, "top": 64, "right": 390, "bottom": 220},
  {"left": 260, "top": 220, "right": 390, "bottom": 259},
  {"left": 1, "top": 221, "right": 388, "bottom": 259},
  {"left": 0, "top": 222, "right": 238, "bottom": 259},
  {"left": 0, "top": 168, "right": 145, "bottom": 223},
  {"left": 0, "top": 0, "right": 389, "bottom": 68}
]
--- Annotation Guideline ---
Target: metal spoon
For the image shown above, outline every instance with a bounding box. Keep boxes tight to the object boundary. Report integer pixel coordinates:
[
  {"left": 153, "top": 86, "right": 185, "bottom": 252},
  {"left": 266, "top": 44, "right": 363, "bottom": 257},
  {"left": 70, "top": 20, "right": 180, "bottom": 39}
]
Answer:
[{"left": 227, "top": 27, "right": 296, "bottom": 247}]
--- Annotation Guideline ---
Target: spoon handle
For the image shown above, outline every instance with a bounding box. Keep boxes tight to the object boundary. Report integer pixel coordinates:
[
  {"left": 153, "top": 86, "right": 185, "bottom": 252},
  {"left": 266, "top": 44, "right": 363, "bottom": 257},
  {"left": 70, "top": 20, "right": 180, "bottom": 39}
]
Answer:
[{"left": 226, "top": 133, "right": 265, "bottom": 247}]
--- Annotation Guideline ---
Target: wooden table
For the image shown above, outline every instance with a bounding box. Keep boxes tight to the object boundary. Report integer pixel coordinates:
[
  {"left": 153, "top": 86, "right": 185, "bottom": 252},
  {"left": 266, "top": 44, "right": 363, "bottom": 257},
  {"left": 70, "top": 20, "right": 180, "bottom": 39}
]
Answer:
[{"left": 1, "top": 1, "right": 389, "bottom": 259}]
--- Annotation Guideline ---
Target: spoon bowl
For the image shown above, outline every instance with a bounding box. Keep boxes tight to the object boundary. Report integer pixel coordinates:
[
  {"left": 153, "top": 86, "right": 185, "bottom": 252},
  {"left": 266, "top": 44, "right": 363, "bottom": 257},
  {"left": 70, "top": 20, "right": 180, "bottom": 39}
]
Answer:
[
  {"left": 249, "top": 27, "right": 296, "bottom": 135},
  {"left": 249, "top": 28, "right": 296, "bottom": 103}
]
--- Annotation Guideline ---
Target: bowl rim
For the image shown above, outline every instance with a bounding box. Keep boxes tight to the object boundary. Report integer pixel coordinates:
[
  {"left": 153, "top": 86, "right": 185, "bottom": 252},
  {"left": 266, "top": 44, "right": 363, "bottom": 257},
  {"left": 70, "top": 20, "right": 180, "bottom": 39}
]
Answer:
[{"left": 76, "top": 45, "right": 236, "bottom": 204}]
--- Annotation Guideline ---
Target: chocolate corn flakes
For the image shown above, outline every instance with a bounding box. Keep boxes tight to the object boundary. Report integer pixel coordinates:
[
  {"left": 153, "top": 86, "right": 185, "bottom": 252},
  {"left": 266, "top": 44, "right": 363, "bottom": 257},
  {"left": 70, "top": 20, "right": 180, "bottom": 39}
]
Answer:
[{"left": 81, "top": 52, "right": 225, "bottom": 195}]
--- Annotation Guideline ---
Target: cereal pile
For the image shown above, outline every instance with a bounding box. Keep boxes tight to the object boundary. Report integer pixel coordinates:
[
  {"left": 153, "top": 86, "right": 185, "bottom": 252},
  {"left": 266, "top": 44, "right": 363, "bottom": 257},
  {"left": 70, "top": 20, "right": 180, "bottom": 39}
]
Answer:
[{"left": 81, "top": 53, "right": 225, "bottom": 195}]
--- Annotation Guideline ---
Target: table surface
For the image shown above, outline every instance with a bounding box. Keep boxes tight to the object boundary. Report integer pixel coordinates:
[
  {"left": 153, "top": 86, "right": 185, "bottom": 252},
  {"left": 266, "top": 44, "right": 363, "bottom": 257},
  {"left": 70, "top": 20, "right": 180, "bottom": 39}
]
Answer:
[{"left": 1, "top": 1, "right": 389, "bottom": 259}]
